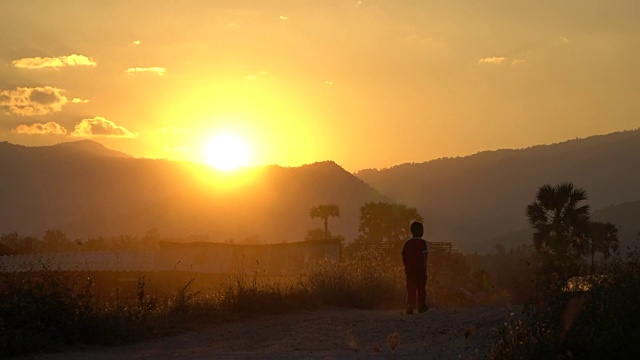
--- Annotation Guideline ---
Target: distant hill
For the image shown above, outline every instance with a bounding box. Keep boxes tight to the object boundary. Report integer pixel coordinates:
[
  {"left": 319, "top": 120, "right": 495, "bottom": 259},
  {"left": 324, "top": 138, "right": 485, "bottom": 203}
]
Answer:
[
  {"left": 0, "top": 140, "right": 131, "bottom": 160},
  {"left": 0, "top": 141, "right": 386, "bottom": 243},
  {"left": 356, "top": 129, "right": 640, "bottom": 252},
  {"left": 0, "top": 141, "right": 194, "bottom": 236},
  {"left": 52, "top": 140, "right": 133, "bottom": 158},
  {"left": 65, "top": 161, "right": 388, "bottom": 242}
]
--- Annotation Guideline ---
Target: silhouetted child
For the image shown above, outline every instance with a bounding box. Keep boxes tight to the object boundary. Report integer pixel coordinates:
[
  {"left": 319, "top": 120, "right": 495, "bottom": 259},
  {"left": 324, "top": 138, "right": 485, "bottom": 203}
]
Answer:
[{"left": 402, "top": 221, "right": 428, "bottom": 314}]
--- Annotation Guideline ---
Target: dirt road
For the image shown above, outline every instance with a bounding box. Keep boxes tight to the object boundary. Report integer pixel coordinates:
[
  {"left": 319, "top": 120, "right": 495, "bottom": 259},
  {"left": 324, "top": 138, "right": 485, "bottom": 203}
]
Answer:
[{"left": 32, "top": 307, "right": 513, "bottom": 359}]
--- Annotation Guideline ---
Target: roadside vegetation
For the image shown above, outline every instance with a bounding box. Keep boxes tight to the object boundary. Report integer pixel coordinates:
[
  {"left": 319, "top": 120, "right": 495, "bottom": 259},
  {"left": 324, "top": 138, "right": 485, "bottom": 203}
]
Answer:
[
  {"left": 0, "top": 249, "right": 407, "bottom": 357},
  {"left": 489, "top": 182, "right": 640, "bottom": 359}
]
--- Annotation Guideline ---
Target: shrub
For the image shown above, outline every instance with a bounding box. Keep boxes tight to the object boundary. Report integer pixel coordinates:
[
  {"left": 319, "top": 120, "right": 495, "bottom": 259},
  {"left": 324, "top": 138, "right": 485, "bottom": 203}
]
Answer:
[{"left": 490, "top": 242, "right": 640, "bottom": 359}]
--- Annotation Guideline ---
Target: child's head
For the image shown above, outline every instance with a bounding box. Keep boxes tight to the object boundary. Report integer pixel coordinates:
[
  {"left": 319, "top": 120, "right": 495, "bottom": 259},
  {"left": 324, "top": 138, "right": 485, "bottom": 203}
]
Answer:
[{"left": 410, "top": 221, "right": 424, "bottom": 238}]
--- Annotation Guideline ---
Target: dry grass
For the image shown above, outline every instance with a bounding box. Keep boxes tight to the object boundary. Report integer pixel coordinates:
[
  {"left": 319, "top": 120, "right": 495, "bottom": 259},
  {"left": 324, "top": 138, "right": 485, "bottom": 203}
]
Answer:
[{"left": 0, "top": 251, "right": 405, "bottom": 357}]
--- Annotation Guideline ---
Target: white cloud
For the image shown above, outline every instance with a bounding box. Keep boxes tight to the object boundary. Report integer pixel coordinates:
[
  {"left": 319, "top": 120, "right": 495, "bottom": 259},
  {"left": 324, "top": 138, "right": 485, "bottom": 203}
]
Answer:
[
  {"left": 12, "top": 122, "right": 68, "bottom": 135},
  {"left": 125, "top": 67, "right": 166, "bottom": 76},
  {"left": 12, "top": 54, "right": 96, "bottom": 69},
  {"left": 511, "top": 59, "right": 527, "bottom": 66},
  {"left": 71, "top": 117, "right": 136, "bottom": 138},
  {"left": 11, "top": 117, "right": 135, "bottom": 138},
  {"left": 132, "top": 40, "right": 142, "bottom": 45},
  {"left": 279, "top": 15, "right": 288, "bottom": 20},
  {"left": 324, "top": 81, "right": 334, "bottom": 85},
  {"left": 0, "top": 86, "right": 76, "bottom": 116},
  {"left": 478, "top": 56, "right": 506, "bottom": 65}
]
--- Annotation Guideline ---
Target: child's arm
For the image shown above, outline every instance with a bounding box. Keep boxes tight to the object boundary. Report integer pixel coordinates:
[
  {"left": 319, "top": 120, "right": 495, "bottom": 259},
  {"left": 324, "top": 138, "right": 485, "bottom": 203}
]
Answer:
[
  {"left": 423, "top": 250, "right": 428, "bottom": 277},
  {"left": 423, "top": 240, "right": 428, "bottom": 277}
]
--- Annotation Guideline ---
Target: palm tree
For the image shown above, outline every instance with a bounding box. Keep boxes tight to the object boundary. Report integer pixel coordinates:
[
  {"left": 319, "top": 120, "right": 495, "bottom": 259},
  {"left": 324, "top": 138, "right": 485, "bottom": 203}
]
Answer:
[
  {"left": 309, "top": 204, "right": 340, "bottom": 240},
  {"left": 526, "top": 182, "right": 590, "bottom": 280},
  {"left": 587, "top": 221, "right": 619, "bottom": 274}
]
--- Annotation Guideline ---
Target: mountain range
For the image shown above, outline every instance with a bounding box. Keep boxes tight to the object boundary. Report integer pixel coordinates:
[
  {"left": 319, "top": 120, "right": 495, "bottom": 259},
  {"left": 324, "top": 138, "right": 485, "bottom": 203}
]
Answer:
[
  {"left": 1, "top": 129, "right": 638, "bottom": 252},
  {"left": 0, "top": 140, "right": 386, "bottom": 243},
  {"left": 356, "top": 129, "right": 640, "bottom": 252}
]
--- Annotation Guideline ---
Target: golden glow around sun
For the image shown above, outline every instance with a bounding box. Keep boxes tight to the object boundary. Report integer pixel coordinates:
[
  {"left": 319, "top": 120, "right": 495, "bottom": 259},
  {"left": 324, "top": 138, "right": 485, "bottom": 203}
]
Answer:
[{"left": 202, "top": 133, "right": 251, "bottom": 171}]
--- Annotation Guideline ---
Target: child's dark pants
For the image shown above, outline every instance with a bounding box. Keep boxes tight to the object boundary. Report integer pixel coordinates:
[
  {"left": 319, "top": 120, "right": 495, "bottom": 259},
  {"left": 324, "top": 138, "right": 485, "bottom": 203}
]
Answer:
[{"left": 406, "top": 275, "right": 426, "bottom": 307}]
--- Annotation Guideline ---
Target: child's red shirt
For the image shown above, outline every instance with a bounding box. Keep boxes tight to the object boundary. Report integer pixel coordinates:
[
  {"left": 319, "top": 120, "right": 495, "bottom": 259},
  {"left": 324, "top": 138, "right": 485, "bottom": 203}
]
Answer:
[{"left": 401, "top": 237, "right": 428, "bottom": 279}]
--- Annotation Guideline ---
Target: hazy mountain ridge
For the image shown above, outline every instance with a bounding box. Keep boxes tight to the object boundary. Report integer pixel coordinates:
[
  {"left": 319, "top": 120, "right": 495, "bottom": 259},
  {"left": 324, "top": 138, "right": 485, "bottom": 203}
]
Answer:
[
  {"left": 65, "top": 161, "right": 389, "bottom": 243},
  {"left": 2, "top": 131, "right": 638, "bottom": 251},
  {"left": 0, "top": 140, "right": 131, "bottom": 159},
  {"left": 0, "top": 141, "right": 387, "bottom": 243},
  {"left": 356, "top": 129, "right": 640, "bottom": 252},
  {"left": 0, "top": 141, "right": 206, "bottom": 236},
  {"left": 51, "top": 140, "right": 133, "bottom": 158}
]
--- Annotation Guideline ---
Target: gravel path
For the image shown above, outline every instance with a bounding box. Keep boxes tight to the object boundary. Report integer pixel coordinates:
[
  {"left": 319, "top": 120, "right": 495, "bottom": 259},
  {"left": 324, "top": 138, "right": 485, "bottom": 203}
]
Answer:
[{"left": 31, "top": 306, "right": 514, "bottom": 360}]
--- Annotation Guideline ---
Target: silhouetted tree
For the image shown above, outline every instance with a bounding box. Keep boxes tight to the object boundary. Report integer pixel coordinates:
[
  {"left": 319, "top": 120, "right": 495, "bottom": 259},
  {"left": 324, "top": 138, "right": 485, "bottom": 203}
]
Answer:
[
  {"left": 41, "top": 229, "right": 72, "bottom": 252},
  {"left": 526, "top": 182, "right": 590, "bottom": 282},
  {"left": 587, "top": 221, "right": 619, "bottom": 274},
  {"left": 309, "top": 204, "right": 340, "bottom": 240},
  {"left": 0, "top": 232, "right": 38, "bottom": 254},
  {"left": 357, "top": 201, "right": 423, "bottom": 247}
]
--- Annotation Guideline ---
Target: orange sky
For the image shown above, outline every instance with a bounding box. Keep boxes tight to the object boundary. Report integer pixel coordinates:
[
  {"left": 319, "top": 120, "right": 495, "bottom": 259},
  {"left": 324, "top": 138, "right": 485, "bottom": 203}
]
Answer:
[{"left": 1, "top": 1, "right": 639, "bottom": 172}]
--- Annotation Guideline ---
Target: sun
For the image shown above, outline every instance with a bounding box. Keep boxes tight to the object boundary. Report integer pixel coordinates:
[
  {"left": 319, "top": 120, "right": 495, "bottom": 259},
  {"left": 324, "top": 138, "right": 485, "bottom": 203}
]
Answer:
[{"left": 202, "top": 133, "right": 251, "bottom": 171}]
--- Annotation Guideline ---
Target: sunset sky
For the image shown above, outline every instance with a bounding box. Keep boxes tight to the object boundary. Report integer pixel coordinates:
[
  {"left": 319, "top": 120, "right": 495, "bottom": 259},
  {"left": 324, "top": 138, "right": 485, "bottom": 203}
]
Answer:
[{"left": 1, "top": 0, "right": 638, "bottom": 172}]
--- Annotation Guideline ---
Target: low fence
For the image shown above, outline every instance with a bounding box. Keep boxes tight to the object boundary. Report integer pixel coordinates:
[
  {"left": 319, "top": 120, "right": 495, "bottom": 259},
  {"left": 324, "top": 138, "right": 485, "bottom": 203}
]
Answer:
[
  {"left": 157, "top": 239, "right": 341, "bottom": 275},
  {"left": 0, "top": 252, "right": 155, "bottom": 272}
]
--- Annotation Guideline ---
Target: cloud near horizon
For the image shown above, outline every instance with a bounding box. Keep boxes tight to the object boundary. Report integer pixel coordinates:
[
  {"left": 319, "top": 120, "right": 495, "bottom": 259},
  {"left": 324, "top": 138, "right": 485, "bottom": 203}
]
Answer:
[
  {"left": 12, "top": 122, "right": 68, "bottom": 135},
  {"left": 478, "top": 56, "right": 506, "bottom": 65},
  {"left": 0, "top": 86, "right": 77, "bottom": 116},
  {"left": 12, "top": 54, "right": 97, "bottom": 69},
  {"left": 71, "top": 117, "right": 137, "bottom": 138},
  {"left": 125, "top": 67, "right": 166, "bottom": 76}
]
